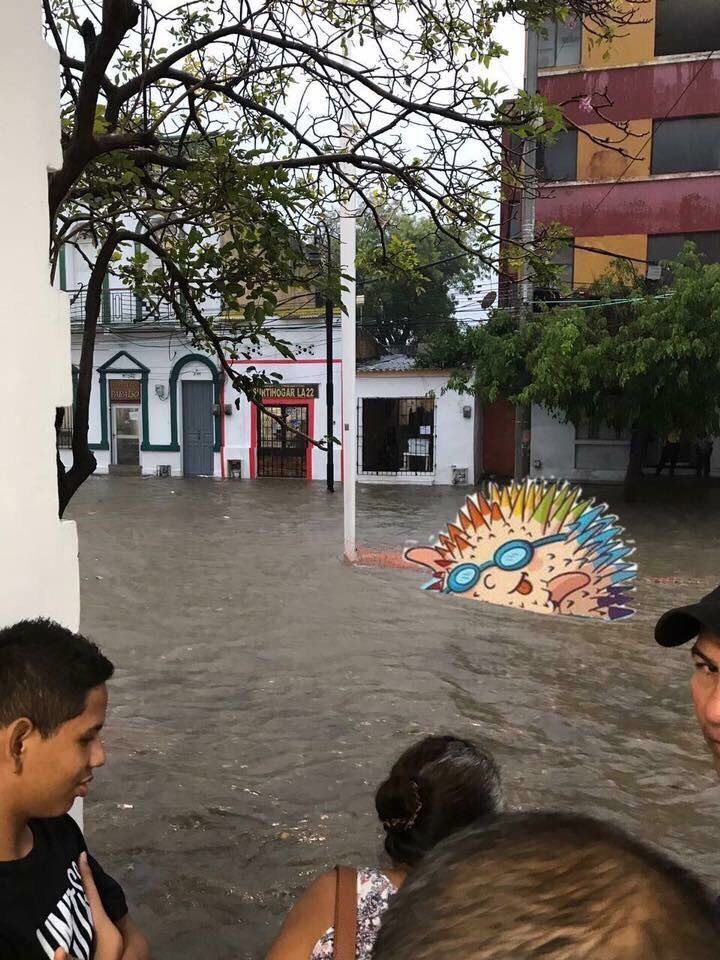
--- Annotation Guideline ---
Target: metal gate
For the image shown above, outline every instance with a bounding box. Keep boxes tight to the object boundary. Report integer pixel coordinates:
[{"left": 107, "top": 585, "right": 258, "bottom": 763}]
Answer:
[
  {"left": 359, "top": 397, "right": 435, "bottom": 475},
  {"left": 257, "top": 404, "right": 309, "bottom": 478},
  {"left": 182, "top": 381, "right": 214, "bottom": 476}
]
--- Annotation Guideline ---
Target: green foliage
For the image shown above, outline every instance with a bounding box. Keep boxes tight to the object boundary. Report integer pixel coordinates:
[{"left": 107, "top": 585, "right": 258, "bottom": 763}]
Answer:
[
  {"left": 421, "top": 247, "right": 720, "bottom": 439},
  {"left": 45, "top": 0, "right": 647, "bottom": 507},
  {"left": 356, "top": 214, "right": 479, "bottom": 348}
]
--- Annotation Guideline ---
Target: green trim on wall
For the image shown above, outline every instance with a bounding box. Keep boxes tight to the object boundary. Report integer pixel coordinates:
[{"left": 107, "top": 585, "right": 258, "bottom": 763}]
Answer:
[
  {"left": 169, "top": 354, "right": 221, "bottom": 453},
  {"left": 88, "top": 351, "right": 221, "bottom": 455},
  {"left": 90, "top": 351, "right": 150, "bottom": 452}
]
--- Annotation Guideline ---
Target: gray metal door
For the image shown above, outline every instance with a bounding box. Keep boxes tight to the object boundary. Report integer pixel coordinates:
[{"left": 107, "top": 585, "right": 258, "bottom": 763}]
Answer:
[{"left": 182, "top": 381, "right": 214, "bottom": 476}]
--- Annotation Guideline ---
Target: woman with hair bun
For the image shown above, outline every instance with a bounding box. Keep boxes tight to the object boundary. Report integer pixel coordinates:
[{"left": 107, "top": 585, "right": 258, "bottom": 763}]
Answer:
[{"left": 266, "top": 734, "right": 502, "bottom": 960}]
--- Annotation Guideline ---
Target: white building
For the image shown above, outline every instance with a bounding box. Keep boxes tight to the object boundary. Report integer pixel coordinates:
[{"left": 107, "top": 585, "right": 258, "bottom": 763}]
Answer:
[
  {"left": 0, "top": 2, "right": 79, "bottom": 630},
  {"left": 59, "top": 248, "right": 477, "bottom": 485},
  {"left": 357, "top": 355, "right": 475, "bottom": 486}
]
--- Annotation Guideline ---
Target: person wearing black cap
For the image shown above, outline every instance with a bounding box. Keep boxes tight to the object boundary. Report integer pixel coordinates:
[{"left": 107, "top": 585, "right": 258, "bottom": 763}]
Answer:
[{"left": 656, "top": 585, "right": 720, "bottom": 773}]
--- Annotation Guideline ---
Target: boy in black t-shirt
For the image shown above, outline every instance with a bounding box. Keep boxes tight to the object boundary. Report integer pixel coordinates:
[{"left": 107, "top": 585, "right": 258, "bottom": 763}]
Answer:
[{"left": 0, "top": 619, "right": 150, "bottom": 960}]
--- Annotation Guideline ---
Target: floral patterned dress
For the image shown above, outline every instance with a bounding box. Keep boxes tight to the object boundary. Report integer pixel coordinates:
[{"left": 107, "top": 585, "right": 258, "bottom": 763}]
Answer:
[{"left": 310, "top": 868, "right": 397, "bottom": 960}]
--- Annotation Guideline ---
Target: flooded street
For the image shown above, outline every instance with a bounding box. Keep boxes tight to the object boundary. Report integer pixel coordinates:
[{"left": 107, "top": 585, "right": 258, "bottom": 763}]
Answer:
[{"left": 69, "top": 477, "right": 720, "bottom": 959}]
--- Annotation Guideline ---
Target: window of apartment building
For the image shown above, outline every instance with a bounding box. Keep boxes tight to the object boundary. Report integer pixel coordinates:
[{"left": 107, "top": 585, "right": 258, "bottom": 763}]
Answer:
[
  {"left": 538, "top": 18, "right": 582, "bottom": 69},
  {"left": 651, "top": 116, "right": 720, "bottom": 175},
  {"left": 537, "top": 129, "right": 578, "bottom": 181},
  {"left": 507, "top": 202, "right": 521, "bottom": 241},
  {"left": 655, "top": 0, "right": 720, "bottom": 57},
  {"left": 648, "top": 231, "right": 720, "bottom": 266}
]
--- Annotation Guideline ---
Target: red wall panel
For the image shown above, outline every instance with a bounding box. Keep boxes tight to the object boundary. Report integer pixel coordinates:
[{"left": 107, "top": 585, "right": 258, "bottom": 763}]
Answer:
[
  {"left": 539, "top": 59, "right": 720, "bottom": 126},
  {"left": 536, "top": 173, "right": 720, "bottom": 237}
]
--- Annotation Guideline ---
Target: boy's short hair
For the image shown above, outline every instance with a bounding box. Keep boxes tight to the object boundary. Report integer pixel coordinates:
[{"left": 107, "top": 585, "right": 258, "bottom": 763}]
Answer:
[
  {"left": 0, "top": 619, "right": 114, "bottom": 737},
  {"left": 373, "top": 812, "right": 719, "bottom": 960}
]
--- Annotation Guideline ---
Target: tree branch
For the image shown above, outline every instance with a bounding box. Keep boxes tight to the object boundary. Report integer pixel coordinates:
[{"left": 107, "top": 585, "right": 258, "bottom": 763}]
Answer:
[
  {"left": 126, "top": 230, "right": 330, "bottom": 450},
  {"left": 49, "top": 0, "right": 140, "bottom": 221}
]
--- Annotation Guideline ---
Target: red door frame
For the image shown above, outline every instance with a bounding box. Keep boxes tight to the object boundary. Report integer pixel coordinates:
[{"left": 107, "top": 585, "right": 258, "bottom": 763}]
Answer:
[{"left": 250, "top": 397, "right": 315, "bottom": 479}]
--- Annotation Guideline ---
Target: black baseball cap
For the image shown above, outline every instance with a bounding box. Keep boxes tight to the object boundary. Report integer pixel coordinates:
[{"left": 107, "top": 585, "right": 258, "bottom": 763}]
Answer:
[{"left": 655, "top": 585, "right": 720, "bottom": 647}]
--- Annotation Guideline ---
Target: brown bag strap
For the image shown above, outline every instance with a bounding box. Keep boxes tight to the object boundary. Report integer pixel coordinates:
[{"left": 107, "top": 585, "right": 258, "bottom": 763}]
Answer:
[{"left": 334, "top": 866, "right": 357, "bottom": 960}]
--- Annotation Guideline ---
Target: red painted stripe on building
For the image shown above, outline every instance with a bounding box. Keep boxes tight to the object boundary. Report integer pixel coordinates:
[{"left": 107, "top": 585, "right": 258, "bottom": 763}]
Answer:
[
  {"left": 539, "top": 58, "right": 720, "bottom": 126},
  {"left": 220, "top": 377, "right": 226, "bottom": 479},
  {"left": 536, "top": 173, "right": 720, "bottom": 237}
]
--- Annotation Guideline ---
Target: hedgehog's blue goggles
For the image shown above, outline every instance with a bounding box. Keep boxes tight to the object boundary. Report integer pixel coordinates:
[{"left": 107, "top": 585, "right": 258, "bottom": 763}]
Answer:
[{"left": 445, "top": 534, "right": 568, "bottom": 594}]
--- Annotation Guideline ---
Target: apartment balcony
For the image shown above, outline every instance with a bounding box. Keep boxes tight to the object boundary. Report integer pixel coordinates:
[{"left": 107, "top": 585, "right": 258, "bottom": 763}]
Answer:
[{"left": 67, "top": 287, "right": 178, "bottom": 325}]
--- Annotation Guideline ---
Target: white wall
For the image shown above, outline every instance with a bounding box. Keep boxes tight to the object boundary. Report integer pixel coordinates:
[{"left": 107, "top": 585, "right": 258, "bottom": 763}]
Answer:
[
  {"left": 531, "top": 406, "right": 720, "bottom": 483},
  {"left": 529, "top": 406, "right": 579, "bottom": 481},
  {"left": 0, "top": 3, "right": 79, "bottom": 629},
  {"left": 529, "top": 406, "right": 633, "bottom": 483},
  {"left": 356, "top": 374, "right": 475, "bottom": 485}
]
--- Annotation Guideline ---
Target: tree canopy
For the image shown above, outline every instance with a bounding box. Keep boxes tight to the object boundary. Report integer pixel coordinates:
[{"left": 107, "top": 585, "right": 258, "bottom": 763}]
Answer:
[
  {"left": 44, "top": 0, "right": 644, "bottom": 511},
  {"left": 418, "top": 248, "right": 720, "bottom": 488},
  {"left": 356, "top": 214, "right": 479, "bottom": 349}
]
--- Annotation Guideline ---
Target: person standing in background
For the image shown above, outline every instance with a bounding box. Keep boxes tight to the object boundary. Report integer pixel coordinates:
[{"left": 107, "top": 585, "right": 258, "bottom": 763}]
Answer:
[{"left": 656, "top": 430, "right": 681, "bottom": 476}]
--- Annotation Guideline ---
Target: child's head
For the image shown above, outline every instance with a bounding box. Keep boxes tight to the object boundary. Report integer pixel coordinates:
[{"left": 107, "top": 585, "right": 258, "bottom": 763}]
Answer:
[
  {"left": 0, "top": 619, "right": 114, "bottom": 818},
  {"left": 374, "top": 813, "right": 720, "bottom": 960},
  {"left": 375, "top": 734, "right": 502, "bottom": 867}
]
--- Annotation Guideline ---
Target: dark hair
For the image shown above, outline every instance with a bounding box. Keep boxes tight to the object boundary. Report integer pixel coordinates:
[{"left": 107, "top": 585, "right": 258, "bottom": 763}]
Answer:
[
  {"left": 0, "top": 619, "right": 114, "bottom": 737},
  {"left": 375, "top": 734, "right": 502, "bottom": 867},
  {"left": 374, "top": 812, "right": 720, "bottom": 960}
]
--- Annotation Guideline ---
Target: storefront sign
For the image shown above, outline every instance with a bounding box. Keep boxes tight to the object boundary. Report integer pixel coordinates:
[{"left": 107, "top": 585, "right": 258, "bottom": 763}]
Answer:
[
  {"left": 109, "top": 379, "right": 141, "bottom": 403},
  {"left": 256, "top": 383, "right": 319, "bottom": 400}
]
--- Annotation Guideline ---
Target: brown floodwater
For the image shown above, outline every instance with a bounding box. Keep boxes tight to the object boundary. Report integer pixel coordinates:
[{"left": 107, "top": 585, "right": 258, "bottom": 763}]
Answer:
[{"left": 69, "top": 476, "right": 720, "bottom": 959}]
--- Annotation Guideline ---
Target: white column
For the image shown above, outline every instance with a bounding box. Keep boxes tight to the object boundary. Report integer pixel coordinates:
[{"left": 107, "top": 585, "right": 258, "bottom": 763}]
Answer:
[
  {"left": 340, "top": 200, "right": 358, "bottom": 562},
  {"left": 0, "top": 4, "right": 79, "bottom": 628},
  {"left": 2, "top": 3, "right": 80, "bottom": 816}
]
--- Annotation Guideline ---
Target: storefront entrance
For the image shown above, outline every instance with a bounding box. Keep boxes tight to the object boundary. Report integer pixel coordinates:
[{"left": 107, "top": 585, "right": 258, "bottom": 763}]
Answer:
[
  {"left": 257, "top": 404, "right": 309, "bottom": 478},
  {"left": 182, "top": 380, "right": 215, "bottom": 476},
  {"left": 111, "top": 405, "right": 141, "bottom": 466}
]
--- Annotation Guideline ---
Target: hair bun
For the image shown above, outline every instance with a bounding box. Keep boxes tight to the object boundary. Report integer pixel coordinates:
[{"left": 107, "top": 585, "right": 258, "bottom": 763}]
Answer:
[{"left": 375, "top": 775, "right": 423, "bottom": 833}]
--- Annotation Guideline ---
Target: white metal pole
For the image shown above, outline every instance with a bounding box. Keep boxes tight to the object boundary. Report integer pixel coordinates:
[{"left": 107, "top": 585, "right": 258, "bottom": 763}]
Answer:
[
  {"left": 340, "top": 198, "right": 358, "bottom": 562},
  {"left": 514, "top": 21, "right": 539, "bottom": 480}
]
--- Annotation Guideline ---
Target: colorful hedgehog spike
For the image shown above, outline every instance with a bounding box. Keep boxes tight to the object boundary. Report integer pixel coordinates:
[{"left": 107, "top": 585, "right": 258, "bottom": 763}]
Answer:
[{"left": 404, "top": 479, "right": 637, "bottom": 622}]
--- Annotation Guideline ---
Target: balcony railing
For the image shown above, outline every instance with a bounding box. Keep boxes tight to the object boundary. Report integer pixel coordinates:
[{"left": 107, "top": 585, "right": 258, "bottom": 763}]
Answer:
[{"left": 67, "top": 287, "right": 178, "bottom": 325}]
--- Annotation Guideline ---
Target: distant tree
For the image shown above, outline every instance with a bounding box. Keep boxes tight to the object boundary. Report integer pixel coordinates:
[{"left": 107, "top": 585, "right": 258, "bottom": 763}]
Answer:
[
  {"left": 356, "top": 214, "right": 479, "bottom": 349},
  {"left": 418, "top": 248, "right": 720, "bottom": 499}
]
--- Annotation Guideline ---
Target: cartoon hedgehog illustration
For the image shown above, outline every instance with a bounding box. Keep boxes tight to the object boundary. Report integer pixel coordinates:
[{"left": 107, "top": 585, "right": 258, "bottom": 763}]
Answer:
[{"left": 404, "top": 480, "right": 636, "bottom": 621}]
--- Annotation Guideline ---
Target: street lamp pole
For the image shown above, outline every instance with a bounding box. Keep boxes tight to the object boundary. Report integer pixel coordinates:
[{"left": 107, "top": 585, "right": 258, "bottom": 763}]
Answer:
[
  {"left": 340, "top": 197, "right": 358, "bottom": 562},
  {"left": 324, "top": 226, "right": 335, "bottom": 493}
]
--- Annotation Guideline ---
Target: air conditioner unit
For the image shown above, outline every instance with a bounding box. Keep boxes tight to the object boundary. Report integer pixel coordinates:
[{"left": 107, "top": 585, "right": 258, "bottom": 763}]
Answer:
[
  {"left": 156, "top": 465, "right": 171, "bottom": 478},
  {"left": 452, "top": 467, "right": 468, "bottom": 485}
]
